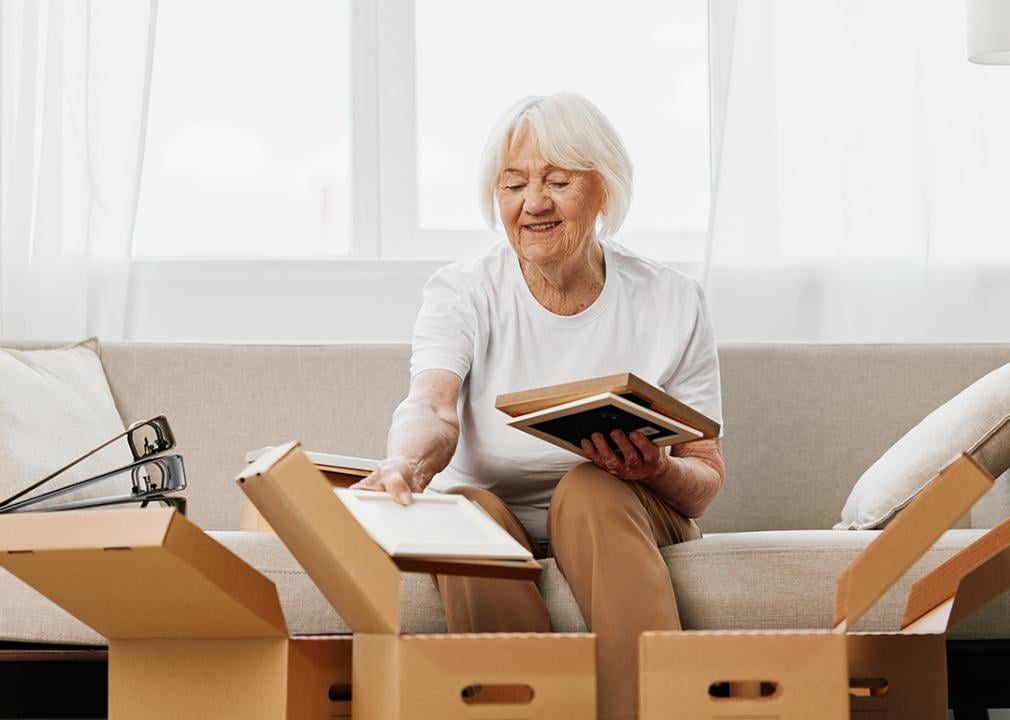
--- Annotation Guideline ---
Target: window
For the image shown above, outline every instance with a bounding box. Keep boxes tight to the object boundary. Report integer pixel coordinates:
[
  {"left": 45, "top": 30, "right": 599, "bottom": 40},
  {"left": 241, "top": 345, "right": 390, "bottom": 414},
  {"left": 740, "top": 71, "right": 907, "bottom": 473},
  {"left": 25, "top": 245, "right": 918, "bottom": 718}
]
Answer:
[
  {"left": 133, "top": 0, "right": 352, "bottom": 257},
  {"left": 409, "top": 0, "right": 710, "bottom": 261},
  {"left": 133, "top": 0, "right": 711, "bottom": 261}
]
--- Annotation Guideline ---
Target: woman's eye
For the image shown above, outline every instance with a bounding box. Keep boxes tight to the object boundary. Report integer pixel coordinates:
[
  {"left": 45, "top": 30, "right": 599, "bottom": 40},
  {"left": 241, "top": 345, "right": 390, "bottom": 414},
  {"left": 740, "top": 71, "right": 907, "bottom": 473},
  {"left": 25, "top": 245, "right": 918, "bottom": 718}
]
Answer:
[{"left": 504, "top": 184, "right": 526, "bottom": 191}]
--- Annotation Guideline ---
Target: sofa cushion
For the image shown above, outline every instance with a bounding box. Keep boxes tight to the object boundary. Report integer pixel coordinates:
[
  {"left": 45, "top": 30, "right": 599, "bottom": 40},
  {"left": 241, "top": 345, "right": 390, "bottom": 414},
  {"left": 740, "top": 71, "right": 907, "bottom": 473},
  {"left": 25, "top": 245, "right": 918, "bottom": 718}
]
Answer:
[
  {"left": 3, "top": 528, "right": 1007, "bottom": 645},
  {"left": 214, "top": 528, "right": 1010, "bottom": 640},
  {"left": 0, "top": 340, "right": 132, "bottom": 510},
  {"left": 836, "top": 362, "right": 1010, "bottom": 530}
]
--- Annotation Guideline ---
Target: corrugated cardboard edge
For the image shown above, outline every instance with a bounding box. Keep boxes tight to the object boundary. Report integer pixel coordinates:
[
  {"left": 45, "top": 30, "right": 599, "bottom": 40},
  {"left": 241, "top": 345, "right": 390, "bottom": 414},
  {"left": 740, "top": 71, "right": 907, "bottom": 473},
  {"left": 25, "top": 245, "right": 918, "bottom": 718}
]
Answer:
[{"left": 833, "top": 452, "right": 995, "bottom": 631}]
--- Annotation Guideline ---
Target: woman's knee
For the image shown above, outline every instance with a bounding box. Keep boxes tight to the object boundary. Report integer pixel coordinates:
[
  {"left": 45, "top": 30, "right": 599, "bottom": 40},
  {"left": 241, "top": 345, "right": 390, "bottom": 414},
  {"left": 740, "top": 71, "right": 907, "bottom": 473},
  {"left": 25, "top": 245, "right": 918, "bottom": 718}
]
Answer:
[
  {"left": 443, "top": 485, "right": 513, "bottom": 525},
  {"left": 549, "top": 462, "right": 639, "bottom": 525}
]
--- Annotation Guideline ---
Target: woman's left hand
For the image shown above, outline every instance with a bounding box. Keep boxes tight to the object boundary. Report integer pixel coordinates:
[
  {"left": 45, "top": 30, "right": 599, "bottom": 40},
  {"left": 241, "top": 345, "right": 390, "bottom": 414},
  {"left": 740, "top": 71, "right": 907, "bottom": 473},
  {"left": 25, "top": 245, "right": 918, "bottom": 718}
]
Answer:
[{"left": 580, "top": 430, "right": 670, "bottom": 484}]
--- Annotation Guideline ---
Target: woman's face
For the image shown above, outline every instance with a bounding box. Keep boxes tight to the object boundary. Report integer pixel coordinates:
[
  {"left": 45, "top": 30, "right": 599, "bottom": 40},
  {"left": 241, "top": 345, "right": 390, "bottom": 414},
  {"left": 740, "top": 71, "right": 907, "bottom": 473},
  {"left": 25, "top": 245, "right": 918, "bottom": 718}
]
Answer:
[{"left": 497, "top": 131, "right": 605, "bottom": 267}]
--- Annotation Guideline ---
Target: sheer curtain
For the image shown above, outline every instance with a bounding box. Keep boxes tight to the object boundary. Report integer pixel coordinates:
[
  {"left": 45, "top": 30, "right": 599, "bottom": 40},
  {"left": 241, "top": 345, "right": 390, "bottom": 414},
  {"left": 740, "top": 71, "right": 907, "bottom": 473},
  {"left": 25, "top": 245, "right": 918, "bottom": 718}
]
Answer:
[
  {"left": 0, "top": 0, "right": 157, "bottom": 341},
  {"left": 705, "top": 0, "right": 1010, "bottom": 342}
]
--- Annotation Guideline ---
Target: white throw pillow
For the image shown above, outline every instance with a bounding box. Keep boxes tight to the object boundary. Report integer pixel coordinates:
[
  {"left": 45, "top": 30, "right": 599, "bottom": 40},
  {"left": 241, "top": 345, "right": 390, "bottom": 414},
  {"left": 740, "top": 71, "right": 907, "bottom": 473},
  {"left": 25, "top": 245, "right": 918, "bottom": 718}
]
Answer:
[
  {"left": 835, "top": 362, "right": 1010, "bottom": 530},
  {"left": 0, "top": 339, "right": 132, "bottom": 509}
]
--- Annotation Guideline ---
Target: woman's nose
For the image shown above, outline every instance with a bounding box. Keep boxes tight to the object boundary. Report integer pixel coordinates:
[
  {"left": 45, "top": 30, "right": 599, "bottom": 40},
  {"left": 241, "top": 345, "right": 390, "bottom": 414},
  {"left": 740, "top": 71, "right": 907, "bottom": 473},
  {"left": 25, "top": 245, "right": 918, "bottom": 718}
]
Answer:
[{"left": 523, "top": 185, "right": 552, "bottom": 214}]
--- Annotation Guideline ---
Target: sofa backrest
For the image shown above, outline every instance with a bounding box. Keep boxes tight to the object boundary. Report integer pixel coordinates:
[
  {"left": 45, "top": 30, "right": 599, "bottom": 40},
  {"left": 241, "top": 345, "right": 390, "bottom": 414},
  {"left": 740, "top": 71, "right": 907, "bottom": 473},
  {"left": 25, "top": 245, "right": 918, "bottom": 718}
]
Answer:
[
  {"left": 5, "top": 341, "right": 1010, "bottom": 533},
  {"left": 714, "top": 344, "right": 1010, "bottom": 533},
  {"left": 99, "top": 342, "right": 411, "bottom": 530}
]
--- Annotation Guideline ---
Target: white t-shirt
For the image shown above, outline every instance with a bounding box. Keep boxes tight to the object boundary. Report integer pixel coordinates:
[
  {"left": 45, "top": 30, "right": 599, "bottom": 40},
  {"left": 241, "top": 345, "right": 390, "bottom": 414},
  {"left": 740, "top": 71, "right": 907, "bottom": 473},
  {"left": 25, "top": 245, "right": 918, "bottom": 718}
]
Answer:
[{"left": 410, "top": 239, "right": 723, "bottom": 541}]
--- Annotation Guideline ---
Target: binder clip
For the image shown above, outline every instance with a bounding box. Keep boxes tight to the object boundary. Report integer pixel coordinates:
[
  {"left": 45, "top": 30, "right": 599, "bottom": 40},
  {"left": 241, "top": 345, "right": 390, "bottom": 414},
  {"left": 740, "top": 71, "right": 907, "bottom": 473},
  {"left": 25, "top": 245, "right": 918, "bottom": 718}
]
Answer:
[{"left": 0, "top": 416, "right": 188, "bottom": 514}]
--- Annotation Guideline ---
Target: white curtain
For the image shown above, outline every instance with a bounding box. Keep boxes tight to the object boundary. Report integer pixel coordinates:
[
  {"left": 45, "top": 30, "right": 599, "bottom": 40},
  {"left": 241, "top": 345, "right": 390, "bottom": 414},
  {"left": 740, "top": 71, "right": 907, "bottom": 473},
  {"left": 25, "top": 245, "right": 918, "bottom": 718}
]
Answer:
[
  {"left": 705, "top": 0, "right": 1010, "bottom": 342},
  {"left": 0, "top": 0, "right": 156, "bottom": 341}
]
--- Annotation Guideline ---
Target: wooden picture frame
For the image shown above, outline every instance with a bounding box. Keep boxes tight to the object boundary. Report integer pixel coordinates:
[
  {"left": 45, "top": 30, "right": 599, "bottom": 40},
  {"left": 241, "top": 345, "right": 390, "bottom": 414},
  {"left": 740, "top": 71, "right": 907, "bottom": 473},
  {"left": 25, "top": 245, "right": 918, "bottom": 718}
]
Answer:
[
  {"left": 496, "top": 372, "right": 720, "bottom": 439},
  {"left": 506, "top": 391, "right": 704, "bottom": 459}
]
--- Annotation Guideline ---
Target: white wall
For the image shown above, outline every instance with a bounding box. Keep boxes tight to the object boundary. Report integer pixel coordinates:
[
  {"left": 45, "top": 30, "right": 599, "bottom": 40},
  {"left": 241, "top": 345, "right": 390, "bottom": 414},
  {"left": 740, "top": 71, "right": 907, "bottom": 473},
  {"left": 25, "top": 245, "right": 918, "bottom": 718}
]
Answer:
[
  {"left": 125, "top": 260, "right": 443, "bottom": 343},
  {"left": 124, "top": 259, "right": 703, "bottom": 343}
]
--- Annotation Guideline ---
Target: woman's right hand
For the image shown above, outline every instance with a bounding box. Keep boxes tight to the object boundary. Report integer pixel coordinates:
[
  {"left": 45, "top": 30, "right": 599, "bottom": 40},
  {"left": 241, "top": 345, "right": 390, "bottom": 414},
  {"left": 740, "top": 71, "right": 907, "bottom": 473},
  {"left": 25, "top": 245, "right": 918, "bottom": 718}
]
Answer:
[{"left": 350, "top": 455, "right": 420, "bottom": 506}]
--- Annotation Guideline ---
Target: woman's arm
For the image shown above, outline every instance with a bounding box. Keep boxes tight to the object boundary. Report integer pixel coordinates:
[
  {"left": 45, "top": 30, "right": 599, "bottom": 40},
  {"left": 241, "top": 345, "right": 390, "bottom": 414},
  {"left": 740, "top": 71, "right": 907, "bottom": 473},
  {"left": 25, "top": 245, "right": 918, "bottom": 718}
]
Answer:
[
  {"left": 582, "top": 432, "right": 725, "bottom": 519},
  {"left": 645, "top": 438, "right": 725, "bottom": 518},
  {"left": 350, "top": 369, "right": 463, "bottom": 504}
]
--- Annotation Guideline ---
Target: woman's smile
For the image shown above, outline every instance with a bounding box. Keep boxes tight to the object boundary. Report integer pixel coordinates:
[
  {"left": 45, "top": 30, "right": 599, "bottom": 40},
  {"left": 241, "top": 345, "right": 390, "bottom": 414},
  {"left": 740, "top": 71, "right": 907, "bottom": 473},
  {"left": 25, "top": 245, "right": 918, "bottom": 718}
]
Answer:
[{"left": 523, "top": 220, "right": 562, "bottom": 234}]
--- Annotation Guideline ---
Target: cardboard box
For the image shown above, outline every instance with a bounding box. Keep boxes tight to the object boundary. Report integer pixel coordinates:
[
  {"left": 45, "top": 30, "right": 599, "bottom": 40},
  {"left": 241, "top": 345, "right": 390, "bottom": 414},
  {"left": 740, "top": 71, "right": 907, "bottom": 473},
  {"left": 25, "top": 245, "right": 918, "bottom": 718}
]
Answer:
[
  {"left": 847, "top": 507, "right": 1010, "bottom": 718},
  {"left": 0, "top": 508, "right": 352, "bottom": 720},
  {"left": 844, "top": 417, "right": 1010, "bottom": 719},
  {"left": 237, "top": 442, "right": 598, "bottom": 720},
  {"left": 640, "top": 450, "right": 999, "bottom": 720}
]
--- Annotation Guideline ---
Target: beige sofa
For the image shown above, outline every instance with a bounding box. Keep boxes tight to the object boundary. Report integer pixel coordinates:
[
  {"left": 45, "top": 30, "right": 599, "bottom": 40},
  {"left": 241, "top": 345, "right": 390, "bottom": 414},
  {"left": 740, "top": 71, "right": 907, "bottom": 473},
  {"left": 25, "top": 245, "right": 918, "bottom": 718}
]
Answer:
[{"left": 2, "top": 341, "right": 1010, "bottom": 649}]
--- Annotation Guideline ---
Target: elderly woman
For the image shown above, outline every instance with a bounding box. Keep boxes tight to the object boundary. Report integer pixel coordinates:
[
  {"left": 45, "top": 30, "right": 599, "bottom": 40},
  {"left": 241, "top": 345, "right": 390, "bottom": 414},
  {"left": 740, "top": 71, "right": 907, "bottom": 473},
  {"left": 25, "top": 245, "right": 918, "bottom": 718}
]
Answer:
[{"left": 354, "top": 93, "right": 725, "bottom": 720}]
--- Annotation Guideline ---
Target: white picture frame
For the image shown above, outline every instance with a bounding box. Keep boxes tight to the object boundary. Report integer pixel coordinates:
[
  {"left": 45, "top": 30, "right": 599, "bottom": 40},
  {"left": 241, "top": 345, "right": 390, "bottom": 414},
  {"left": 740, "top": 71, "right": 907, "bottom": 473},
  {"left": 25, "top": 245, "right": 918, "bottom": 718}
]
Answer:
[
  {"left": 334, "top": 488, "right": 534, "bottom": 560},
  {"left": 507, "top": 392, "right": 704, "bottom": 459}
]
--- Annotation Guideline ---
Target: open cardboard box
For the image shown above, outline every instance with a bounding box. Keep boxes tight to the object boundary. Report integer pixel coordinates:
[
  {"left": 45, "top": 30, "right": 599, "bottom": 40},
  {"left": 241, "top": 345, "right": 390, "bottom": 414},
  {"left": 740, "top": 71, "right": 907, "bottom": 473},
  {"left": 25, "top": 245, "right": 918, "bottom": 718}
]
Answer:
[
  {"left": 0, "top": 507, "right": 352, "bottom": 720},
  {"left": 846, "top": 418, "right": 1010, "bottom": 719},
  {"left": 846, "top": 511, "right": 1010, "bottom": 720},
  {"left": 237, "top": 442, "right": 597, "bottom": 720},
  {"left": 640, "top": 417, "right": 1010, "bottom": 720}
]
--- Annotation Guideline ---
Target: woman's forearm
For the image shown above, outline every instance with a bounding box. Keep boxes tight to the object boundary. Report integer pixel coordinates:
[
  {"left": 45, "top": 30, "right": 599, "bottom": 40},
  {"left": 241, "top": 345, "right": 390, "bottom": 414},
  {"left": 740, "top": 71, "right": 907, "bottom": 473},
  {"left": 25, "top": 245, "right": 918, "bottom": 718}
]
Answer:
[
  {"left": 385, "top": 396, "right": 460, "bottom": 489},
  {"left": 645, "top": 440, "right": 725, "bottom": 518}
]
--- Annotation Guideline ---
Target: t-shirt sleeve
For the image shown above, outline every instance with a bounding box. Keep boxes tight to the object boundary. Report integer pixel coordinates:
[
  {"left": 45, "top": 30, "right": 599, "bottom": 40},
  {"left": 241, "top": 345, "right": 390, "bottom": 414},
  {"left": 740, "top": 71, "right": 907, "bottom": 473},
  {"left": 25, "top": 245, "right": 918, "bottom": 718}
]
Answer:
[
  {"left": 663, "top": 280, "right": 724, "bottom": 434},
  {"left": 409, "top": 265, "right": 477, "bottom": 382}
]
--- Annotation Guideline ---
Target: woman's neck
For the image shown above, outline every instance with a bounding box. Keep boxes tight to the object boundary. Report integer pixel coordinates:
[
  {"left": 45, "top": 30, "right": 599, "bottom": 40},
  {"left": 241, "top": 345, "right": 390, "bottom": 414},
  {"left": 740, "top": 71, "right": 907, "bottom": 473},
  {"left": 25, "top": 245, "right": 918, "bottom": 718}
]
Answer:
[{"left": 519, "top": 240, "right": 606, "bottom": 316}]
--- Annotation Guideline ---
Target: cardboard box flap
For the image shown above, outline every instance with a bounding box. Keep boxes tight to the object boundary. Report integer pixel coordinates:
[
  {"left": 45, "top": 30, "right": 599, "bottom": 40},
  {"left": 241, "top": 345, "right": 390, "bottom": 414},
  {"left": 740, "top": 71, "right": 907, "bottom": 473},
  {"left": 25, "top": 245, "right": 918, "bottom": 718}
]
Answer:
[
  {"left": 237, "top": 443, "right": 403, "bottom": 635},
  {"left": 901, "top": 513, "right": 1010, "bottom": 633},
  {"left": 832, "top": 453, "right": 995, "bottom": 631},
  {"left": 0, "top": 506, "right": 176, "bottom": 551},
  {"left": 0, "top": 508, "right": 287, "bottom": 640}
]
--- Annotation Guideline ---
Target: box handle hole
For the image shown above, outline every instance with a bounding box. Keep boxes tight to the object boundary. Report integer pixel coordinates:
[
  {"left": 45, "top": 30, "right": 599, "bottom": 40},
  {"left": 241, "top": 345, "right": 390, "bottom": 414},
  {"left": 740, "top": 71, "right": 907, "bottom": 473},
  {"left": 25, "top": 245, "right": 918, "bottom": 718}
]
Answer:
[
  {"left": 709, "top": 681, "right": 780, "bottom": 699},
  {"left": 849, "top": 677, "right": 890, "bottom": 698},
  {"left": 328, "top": 683, "right": 351, "bottom": 702},
  {"left": 460, "top": 684, "right": 535, "bottom": 705}
]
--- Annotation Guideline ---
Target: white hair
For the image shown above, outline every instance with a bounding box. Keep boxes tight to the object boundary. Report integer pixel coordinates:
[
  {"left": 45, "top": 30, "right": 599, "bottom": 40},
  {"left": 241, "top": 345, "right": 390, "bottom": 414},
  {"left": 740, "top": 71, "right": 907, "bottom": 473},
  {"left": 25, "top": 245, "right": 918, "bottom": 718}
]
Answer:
[{"left": 478, "top": 93, "right": 633, "bottom": 240}]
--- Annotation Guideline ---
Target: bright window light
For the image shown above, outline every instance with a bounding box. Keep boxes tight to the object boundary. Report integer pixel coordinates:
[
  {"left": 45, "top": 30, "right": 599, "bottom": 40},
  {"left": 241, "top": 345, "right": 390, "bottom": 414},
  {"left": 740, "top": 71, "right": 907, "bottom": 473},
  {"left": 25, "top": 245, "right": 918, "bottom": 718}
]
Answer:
[
  {"left": 415, "top": 0, "right": 711, "bottom": 234},
  {"left": 132, "top": 0, "right": 352, "bottom": 257}
]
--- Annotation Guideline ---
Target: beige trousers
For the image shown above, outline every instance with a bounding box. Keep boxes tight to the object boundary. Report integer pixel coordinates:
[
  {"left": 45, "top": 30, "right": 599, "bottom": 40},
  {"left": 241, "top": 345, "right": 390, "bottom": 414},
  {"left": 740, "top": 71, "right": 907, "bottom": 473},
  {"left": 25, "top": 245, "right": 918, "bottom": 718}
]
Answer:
[{"left": 435, "top": 462, "right": 701, "bottom": 720}]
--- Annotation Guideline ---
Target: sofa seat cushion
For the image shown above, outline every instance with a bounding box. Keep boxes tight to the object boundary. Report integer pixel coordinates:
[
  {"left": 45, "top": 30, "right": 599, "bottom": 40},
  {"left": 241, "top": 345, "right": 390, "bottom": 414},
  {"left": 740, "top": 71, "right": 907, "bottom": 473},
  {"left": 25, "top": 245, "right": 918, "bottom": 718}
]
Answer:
[
  {"left": 664, "top": 529, "right": 1001, "bottom": 636},
  {"left": 3, "top": 528, "right": 1007, "bottom": 645},
  {"left": 222, "top": 528, "right": 1010, "bottom": 640},
  {"left": 218, "top": 528, "right": 1010, "bottom": 640}
]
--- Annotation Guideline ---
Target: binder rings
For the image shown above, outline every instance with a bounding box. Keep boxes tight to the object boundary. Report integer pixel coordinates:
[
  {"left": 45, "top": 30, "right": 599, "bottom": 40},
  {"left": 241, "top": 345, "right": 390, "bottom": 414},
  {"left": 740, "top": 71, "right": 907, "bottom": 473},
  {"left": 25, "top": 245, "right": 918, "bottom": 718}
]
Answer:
[{"left": 0, "top": 415, "right": 188, "bottom": 514}]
